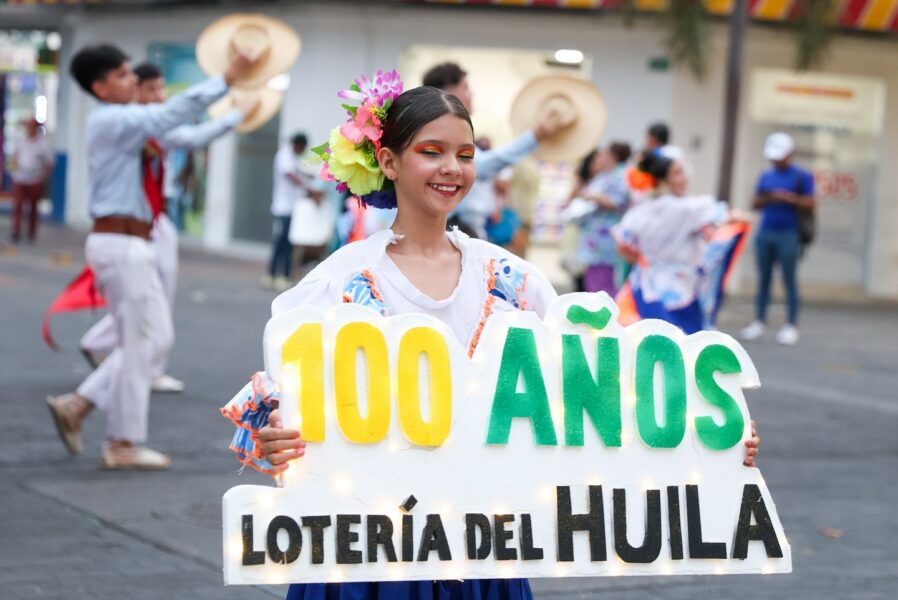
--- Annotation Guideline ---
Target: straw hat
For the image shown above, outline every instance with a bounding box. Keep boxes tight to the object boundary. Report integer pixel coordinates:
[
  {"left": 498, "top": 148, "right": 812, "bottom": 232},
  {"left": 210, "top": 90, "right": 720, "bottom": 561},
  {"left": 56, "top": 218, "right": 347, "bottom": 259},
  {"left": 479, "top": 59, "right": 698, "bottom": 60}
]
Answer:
[
  {"left": 510, "top": 75, "right": 607, "bottom": 163},
  {"left": 208, "top": 87, "right": 284, "bottom": 133},
  {"left": 196, "top": 13, "right": 300, "bottom": 89}
]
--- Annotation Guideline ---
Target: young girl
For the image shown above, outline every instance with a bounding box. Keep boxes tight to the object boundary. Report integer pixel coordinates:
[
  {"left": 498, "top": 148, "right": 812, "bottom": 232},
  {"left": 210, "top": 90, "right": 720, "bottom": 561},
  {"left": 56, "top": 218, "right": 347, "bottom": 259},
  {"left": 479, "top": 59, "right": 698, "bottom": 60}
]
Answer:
[
  {"left": 614, "top": 153, "right": 732, "bottom": 334},
  {"left": 224, "top": 76, "right": 760, "bottom": 599}
]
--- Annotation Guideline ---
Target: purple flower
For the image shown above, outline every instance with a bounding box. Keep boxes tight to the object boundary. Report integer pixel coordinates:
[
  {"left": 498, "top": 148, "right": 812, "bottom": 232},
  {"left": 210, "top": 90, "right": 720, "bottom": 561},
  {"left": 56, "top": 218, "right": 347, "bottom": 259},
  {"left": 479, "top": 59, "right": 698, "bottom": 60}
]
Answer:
[
  {"left": 338, "top": 69, "right": 404, "bottom": 106},
  {"left": 360, "top": 188, "right": 398, "bottom": 210}
]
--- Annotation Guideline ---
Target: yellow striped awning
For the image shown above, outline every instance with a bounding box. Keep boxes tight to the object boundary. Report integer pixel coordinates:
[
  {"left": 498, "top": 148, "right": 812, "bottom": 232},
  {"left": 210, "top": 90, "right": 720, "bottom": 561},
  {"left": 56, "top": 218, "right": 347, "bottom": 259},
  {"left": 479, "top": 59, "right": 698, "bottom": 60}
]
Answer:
[{"left": 421, "top": 0, "right": 898, "bottom": 33}]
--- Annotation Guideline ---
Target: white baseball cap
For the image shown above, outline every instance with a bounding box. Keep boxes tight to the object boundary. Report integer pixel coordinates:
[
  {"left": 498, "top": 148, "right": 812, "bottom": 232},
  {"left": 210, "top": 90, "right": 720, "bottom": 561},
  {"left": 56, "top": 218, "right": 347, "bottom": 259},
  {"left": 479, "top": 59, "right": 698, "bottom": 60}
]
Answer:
[{"left": 763, "top": 132, "right": 795, "bottom": 161}]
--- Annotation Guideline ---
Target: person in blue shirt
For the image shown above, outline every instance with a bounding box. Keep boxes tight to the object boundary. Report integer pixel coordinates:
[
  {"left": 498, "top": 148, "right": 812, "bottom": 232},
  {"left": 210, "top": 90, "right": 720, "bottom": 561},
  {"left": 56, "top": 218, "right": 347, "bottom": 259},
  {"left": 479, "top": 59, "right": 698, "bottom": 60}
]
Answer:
[
  {"left": 46, "top": 44, "right": 255, "bottom": 470},
  {"left": 740, "top": 132, "right": 815, "bottom": 346}
]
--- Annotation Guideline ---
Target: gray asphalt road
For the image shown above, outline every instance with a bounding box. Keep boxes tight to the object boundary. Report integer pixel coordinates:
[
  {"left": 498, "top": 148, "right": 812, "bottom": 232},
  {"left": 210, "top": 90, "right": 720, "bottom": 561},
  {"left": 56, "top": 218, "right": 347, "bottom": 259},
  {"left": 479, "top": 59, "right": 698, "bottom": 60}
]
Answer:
[{"left": 2, "top": 221, "right": 896, "bottom": 599}]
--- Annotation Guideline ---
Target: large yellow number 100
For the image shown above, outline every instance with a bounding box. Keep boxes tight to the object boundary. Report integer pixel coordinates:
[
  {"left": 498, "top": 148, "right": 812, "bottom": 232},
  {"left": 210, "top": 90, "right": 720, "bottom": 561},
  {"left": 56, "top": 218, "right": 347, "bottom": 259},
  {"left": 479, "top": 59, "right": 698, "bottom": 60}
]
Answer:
[{"left": 281, "top": 322, "right": 452, "bottom": 447}]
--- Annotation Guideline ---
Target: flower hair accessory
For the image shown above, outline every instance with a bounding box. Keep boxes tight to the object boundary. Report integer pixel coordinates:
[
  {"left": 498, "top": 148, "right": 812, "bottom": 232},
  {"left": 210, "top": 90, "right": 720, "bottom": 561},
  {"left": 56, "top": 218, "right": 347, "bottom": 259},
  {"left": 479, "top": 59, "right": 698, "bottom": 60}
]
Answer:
[{"left": 312, "top": 70, "right": 403, "bottom": 209}]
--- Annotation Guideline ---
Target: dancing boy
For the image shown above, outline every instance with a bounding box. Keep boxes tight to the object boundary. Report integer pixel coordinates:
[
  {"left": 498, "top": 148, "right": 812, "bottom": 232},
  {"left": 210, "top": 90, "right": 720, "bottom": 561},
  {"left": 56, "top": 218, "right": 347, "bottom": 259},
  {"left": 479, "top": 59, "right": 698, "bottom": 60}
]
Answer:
[
  {"left": 46, "top": 44, "right": 255, "bottom": 469},
  {"left": 78, "top": 61, "right": 258, "bottom": 394}
]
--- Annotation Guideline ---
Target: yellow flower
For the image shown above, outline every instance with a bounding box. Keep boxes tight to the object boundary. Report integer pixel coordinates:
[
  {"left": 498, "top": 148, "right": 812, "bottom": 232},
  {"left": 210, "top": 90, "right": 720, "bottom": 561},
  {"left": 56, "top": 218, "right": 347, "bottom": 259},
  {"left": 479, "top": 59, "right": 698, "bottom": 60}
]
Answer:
[{"left": 327, "top": 127, "right": 383, "bottom": 196}]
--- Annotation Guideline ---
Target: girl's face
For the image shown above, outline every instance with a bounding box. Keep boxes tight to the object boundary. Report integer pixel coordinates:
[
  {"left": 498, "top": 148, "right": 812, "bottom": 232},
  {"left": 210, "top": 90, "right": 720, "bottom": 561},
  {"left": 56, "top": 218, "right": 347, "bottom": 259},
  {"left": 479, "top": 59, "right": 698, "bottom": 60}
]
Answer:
[
  {"left": 666, "top": 161, "right": 689, "bottom": 196},
  {"left": 379, "top": 114, "right": 476, "bottom": 217}
]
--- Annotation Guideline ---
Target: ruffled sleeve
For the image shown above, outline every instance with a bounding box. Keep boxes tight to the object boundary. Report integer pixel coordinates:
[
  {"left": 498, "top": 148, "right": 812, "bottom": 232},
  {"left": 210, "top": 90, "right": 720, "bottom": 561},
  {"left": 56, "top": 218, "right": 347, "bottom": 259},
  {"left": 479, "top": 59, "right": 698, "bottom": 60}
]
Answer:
[
  {"left": 612, "top": 202, "right": 649, "bottom": 247},
  {"left": 684, "top": 195, "right": 728, "bottom": 232},
  {"left": 220, "top": 372, "right": 281, "bottom": 474}
]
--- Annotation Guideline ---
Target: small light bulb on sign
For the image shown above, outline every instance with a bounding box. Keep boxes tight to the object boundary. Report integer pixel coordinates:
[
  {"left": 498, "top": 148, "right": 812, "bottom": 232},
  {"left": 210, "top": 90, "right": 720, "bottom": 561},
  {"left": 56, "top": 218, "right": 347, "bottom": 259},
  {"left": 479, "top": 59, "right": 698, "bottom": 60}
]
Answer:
[
  {"left": 332, "top": 474, "right": 352, "bottom": 495},
  {"left": 228, "top": 534, "right": 243, "bottom": 561}
]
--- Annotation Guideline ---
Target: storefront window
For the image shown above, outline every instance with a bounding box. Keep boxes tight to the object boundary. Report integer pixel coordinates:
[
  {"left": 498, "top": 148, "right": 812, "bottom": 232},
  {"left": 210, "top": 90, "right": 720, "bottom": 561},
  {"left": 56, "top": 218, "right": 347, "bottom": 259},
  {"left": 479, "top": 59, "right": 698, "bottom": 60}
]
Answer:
[{"left": 1, "top": 29, "right": 59, "bottom": 198}]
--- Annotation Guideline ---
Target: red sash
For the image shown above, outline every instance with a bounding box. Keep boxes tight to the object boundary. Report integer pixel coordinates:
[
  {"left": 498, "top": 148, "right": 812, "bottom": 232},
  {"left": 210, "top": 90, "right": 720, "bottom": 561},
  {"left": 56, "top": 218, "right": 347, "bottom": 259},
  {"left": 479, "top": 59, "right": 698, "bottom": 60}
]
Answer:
[{"left": 142, "top": 137, "right": 166, "bottom": 219}]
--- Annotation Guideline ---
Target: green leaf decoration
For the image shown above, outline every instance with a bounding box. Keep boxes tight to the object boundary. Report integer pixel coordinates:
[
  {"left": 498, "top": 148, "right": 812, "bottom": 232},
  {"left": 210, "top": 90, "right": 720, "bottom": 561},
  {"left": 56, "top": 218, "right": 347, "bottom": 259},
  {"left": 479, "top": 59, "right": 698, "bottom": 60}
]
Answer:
[
  {"left": 350, "top": 83, "right": 360, "bottom": 92},
  {"left": 310, "top": 142, "right": 329, "bottom": 158},
  {"left": 565, "top": 305, "right": 613, "bottom": 331}
]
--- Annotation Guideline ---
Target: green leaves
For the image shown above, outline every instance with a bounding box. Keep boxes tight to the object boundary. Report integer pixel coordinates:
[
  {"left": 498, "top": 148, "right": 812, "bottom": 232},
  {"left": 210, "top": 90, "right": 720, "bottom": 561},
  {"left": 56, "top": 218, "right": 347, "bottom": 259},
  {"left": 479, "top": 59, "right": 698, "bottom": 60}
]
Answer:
[
  {"left": 792, "top": 0, "right": 838, "bottom": 71},
  {"left": 663, "top": 0, "right": 711, "bottom": 80}
]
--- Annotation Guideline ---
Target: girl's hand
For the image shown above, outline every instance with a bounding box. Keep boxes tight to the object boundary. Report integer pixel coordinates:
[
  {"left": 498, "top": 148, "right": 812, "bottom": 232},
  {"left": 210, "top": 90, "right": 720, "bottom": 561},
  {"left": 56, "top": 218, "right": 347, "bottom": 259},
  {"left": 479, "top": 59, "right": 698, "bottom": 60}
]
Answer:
[
  {"left": 258, "top": 408, "right": 306, "bottom": 475},
  {"left": 743, "top": 420, "right": 761, "bottom": 467}
]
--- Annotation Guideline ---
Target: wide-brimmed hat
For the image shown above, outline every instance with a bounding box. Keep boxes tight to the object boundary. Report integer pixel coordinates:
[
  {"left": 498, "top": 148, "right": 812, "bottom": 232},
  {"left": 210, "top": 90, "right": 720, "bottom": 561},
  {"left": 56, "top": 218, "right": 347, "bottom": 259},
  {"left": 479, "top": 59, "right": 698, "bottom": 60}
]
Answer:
[
  {"left": 196, "top": 13, "right": 300, "bottom": 89},
  {"left": 510, "top": 75, "right": 607, "bottom": 163},
  {"left": 208, "top": 87, "right": 283, "bottom": 133}
]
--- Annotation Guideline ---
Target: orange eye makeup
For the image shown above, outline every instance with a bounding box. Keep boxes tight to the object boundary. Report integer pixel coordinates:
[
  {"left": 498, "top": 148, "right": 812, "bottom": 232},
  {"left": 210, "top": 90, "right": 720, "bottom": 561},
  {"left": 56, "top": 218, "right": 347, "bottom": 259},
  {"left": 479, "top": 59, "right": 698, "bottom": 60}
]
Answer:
[{"left": 413, "top": 143, "right": 443, "bottom": 154}]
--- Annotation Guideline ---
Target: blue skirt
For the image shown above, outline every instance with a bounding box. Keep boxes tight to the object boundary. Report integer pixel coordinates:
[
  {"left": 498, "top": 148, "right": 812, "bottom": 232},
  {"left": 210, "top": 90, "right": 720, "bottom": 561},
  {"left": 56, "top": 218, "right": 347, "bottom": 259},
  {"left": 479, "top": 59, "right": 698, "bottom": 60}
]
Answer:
[
  {"left": 632, "top": 288, "right": 705, "bottom": 334},
  {"left": 286, "top": 579, "right": 533, "bottom": 600}
]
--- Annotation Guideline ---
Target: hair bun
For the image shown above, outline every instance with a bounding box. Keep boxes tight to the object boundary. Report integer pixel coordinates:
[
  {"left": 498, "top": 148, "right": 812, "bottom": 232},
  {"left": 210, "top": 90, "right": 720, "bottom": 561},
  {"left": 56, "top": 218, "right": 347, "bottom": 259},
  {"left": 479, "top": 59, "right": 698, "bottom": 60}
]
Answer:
[{"left": 638, "top": 152, "right": 673, "bottom": 182}]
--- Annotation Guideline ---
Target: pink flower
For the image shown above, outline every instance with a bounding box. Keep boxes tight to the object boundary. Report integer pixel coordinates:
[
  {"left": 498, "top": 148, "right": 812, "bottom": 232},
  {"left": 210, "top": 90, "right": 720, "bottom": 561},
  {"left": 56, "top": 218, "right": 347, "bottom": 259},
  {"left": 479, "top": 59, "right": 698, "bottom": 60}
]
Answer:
[
  {"left": 339, "top": 103, "right": 383, "bottom": 146},
  {"left": 319, "top": 161, "right": 335, "bottom": 182}
]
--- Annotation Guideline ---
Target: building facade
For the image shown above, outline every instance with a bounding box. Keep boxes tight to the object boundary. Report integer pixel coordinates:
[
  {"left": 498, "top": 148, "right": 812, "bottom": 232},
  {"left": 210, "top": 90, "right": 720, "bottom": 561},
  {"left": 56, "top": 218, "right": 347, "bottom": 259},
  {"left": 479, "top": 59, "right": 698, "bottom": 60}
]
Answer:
[{"left": 4, "top": 0, "right": 897, "bottom": 299}]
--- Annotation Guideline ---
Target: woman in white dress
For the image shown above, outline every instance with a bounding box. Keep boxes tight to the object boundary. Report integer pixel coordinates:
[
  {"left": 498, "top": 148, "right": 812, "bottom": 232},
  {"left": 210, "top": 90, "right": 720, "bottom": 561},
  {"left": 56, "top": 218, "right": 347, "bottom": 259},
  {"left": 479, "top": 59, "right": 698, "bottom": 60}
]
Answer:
[{"left": 613, "top": 153, "right": 728, "bottom": 334}]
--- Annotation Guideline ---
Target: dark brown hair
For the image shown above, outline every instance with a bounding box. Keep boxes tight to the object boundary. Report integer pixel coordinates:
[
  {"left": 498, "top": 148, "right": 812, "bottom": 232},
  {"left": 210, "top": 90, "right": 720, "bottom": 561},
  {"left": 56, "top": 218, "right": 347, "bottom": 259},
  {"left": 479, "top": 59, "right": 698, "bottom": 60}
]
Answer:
[
  {"left": 422, "top": 62, "right": 467, "bottom": 90},
  {"left": 70, "top": 44, "right": 129, "bottom": 97},
  {"left": 380, "top": 86, "right": 472, "bottom": 153}
]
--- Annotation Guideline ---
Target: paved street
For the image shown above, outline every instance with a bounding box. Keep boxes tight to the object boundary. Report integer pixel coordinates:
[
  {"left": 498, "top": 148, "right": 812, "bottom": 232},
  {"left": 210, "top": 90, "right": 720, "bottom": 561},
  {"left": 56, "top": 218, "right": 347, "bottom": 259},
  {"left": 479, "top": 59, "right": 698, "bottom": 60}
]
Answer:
[{"left": 2, "top": 220, "right": 897, "bottom": 599}]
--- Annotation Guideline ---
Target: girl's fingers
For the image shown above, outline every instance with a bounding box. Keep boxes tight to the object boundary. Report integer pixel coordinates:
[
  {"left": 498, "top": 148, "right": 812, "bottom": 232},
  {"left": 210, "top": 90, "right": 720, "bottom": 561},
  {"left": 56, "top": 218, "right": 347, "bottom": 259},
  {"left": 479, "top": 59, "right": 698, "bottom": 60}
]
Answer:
[
  {"left": 268, "top": 463, "right": 288, "bottom": 475},
  {"left": 261, "top": 438, "right": 305, "bottom": 454},
  {"left": 258, "top": 427, "right": 301, "bottom": 443},
  {"left": 269, "top": 409, "right": 283, "bottom": 429},
  {"left": 268, "top": 448, "right": 305, "bottom": 466}
]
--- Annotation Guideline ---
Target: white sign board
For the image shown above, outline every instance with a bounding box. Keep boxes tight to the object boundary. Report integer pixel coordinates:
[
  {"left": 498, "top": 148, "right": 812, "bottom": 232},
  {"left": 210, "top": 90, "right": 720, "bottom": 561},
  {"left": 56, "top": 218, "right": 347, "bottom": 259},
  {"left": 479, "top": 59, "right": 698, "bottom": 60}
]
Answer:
[{"left": 223, "top": 294, "right": 791, "bottom": 585}]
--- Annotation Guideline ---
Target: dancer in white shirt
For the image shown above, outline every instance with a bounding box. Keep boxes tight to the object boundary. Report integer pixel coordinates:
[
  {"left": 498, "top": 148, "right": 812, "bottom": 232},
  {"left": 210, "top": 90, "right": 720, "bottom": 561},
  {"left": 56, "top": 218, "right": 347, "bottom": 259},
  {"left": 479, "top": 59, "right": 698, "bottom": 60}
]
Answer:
[
  {"left": 46, "top": 44, "right": 255, "bottom": 469},
  {"left": 78, "top": 62, "right": 256, "bottom": 394}
]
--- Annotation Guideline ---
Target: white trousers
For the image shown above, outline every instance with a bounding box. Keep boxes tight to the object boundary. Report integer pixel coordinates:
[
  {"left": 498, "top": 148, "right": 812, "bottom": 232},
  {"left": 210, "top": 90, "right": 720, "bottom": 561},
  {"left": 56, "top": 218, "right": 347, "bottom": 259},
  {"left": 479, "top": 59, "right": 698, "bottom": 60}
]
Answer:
[
  {"left": 76, "top": 233, "right": 173, "bottom": 443},
  {"left": 80, "top": 214, "right": 179, "bottom": 377}
]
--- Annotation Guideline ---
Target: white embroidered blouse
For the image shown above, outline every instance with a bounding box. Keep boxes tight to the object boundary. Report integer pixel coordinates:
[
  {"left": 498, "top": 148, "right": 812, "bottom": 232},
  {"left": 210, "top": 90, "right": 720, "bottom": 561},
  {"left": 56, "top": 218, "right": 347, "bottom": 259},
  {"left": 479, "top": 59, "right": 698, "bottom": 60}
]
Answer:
[{"left": 613, "top": 193, "right": 727, "bottom": 309}]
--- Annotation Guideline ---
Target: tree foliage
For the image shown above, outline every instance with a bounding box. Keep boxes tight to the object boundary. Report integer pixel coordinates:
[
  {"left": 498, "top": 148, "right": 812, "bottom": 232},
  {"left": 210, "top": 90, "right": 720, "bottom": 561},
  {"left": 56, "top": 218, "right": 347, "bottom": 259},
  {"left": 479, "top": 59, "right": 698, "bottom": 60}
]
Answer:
[{"left": 658, "top": 0, "right": 838, "bottom": 79}]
